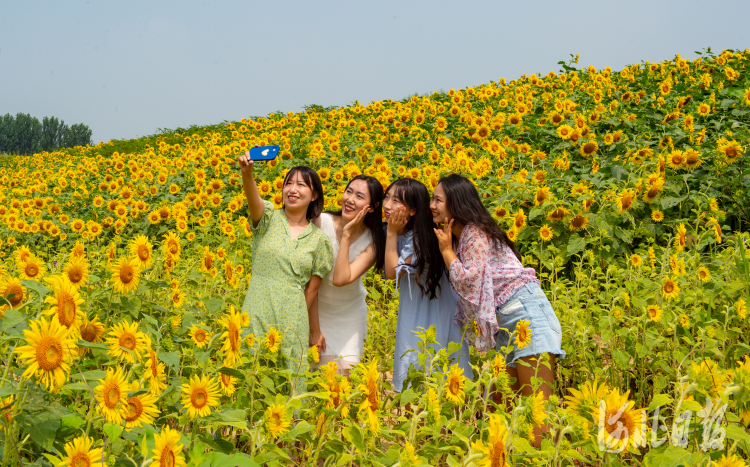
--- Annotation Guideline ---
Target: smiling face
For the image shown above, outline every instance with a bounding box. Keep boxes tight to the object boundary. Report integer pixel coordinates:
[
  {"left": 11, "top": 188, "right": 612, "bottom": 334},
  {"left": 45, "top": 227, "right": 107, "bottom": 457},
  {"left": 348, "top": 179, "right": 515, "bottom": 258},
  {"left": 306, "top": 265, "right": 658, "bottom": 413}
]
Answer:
[
  {"left": 283, "top": 171, "right": 316, "bottom": 212},
  {"left": 383, "top": 187, "right": 414, "bottom": 220},
  {"left": 430, "top": 183, "right": 453, "bottom": 224},
  {"left": 341, "top": 179, "right": 373, "bottom": 220}
]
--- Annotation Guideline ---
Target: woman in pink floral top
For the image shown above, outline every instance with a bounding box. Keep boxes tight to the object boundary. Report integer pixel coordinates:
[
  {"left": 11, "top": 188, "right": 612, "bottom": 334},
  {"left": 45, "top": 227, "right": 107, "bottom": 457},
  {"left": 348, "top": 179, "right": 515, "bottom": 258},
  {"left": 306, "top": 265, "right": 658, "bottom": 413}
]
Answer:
[{"left": 432, "top": 174, "right": 565, "bottom": 447}]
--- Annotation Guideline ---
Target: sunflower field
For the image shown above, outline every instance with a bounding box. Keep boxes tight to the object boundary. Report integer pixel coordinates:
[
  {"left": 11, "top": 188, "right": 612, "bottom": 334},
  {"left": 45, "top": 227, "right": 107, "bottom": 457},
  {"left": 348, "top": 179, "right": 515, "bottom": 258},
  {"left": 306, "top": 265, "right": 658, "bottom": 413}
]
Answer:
[{"left": 1, "top": 48, "right": 750, "bottom": 466}]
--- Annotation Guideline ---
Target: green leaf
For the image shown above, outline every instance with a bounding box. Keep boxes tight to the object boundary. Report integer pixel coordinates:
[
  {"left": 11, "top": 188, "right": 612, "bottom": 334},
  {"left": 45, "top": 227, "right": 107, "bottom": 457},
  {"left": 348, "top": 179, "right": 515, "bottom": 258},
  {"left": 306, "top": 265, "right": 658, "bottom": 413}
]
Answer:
[
  {"left": 103, "top": 422, "right": 124, "bottom": 442},
  {"left": 20, "top": 279, "right": 51, "bottom": 301},
  {"left": 158, "top": 351, "right": 180, "bottom": 372},
  {"left": 660, "top": 196, "right": 686, "bottom": 209},
  {"left": 76, "top": 340, "right": 109, "bottom": 351},
  {"left": 0, "top": 386, "right": 21, "bottom": 398},
  {"left": 71, "top": 370, "right": 107, "bottom": 381},
  {"left": 643, "top": 444, "right": 701, "bottom": 467},
  {"left": 211, "top": 453, "right": 259, "bottom": 467},
  {"left": 343, "top": 425, "right": 366, "bottom": 453},
  {"left": 288, "top": 420, "right": 314, "bottom": 438},
  {"left": 0, "top": 309, "right": 27, "bottom": 330},
  {"left": 203, "top": 297, "right": 226, "bottom": 315},
  {"left": 61, "top": 414, "right": 85, "bottom": 428},
  {"left": 61, "top": 382, "right": 91, "bottom": 391},
  {"left": 218, "top": 367, "right": 244, "bottom": 378},
  {"left": 400, "top": 388, "right": 418, "bottom": 407},
  {"left": 725, "top": 424, "right": 750, "bottom": 444},
  {"left": 17, "top": 409, "right": 61, "bottom": 451},
  {"left": 566, "top": 235, "right": 587, "bottom": 257},
  {"left": 648, "top": 394, "right": 674, "bottom": 412}
]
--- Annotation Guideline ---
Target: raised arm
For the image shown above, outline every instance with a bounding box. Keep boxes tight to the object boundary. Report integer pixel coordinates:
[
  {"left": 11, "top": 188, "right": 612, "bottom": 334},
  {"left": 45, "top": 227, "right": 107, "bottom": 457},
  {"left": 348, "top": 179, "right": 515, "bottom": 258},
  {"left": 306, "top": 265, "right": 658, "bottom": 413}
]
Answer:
[
  {"left": 238, "top": 151, "right": 265, "bottom": 227},
  {"left": 333, "top": 207, "right": 376, "bottom": 286}
]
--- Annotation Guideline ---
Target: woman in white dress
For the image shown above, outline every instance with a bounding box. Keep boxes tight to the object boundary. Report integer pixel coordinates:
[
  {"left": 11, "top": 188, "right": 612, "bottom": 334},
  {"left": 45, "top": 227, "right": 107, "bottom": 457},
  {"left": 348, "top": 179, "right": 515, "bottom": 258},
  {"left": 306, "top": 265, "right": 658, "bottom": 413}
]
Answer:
[{"left": 313, "top": 175, "right": 385, "bottom": 376}]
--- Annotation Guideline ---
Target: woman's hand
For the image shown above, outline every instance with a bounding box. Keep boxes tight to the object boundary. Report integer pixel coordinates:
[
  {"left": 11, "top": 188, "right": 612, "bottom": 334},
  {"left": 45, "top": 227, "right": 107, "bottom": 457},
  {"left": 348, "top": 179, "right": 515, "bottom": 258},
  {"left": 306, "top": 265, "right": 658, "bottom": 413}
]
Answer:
[
  {"left": 310, "top": 329, "right": 327, "bottom": 352},
  {"left": 342, "top": 205, "right": 368, "bottom": 238},
  {"left": 387, "top": 207, "right": 408, "bottom": 235},
  {"left": 238, "top": 151, "right": 255, "bottom": 178},
  {"left": 434, "top": 218, "right": 454, "bottom": 254}
]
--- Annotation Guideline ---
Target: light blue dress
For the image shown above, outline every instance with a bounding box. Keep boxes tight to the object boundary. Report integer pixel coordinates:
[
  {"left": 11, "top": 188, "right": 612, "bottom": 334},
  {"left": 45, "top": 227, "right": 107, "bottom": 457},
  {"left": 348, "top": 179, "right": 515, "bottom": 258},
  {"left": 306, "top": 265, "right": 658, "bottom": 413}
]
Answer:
[{"left": 391, "top": 232, "right": 473, "bottom": 393}]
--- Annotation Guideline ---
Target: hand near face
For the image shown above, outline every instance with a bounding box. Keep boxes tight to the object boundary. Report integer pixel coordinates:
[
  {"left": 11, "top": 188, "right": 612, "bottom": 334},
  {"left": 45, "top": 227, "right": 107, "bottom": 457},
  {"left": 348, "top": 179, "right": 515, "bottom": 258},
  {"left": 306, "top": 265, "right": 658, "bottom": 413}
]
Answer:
[
  {"left": 387, "top": 207, "right": 409, "bottom": 235},
  {"left": 343, "top": 205, "right": 368, "bottom": 238},
  {"left": 434, "top": 218, "right": 454, "bottom": 253}
]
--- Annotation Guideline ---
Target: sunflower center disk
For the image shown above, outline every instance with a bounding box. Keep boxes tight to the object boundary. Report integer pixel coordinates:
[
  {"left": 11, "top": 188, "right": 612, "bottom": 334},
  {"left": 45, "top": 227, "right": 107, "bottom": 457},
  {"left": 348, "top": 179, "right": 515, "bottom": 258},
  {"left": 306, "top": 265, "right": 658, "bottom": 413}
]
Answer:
[
  {"left": 36, "top": 336, "right": 63, "bottom": 371},
  {"left": 192, "top": 388, "right": 208, "bottom": 408},
  {"left": 120, "top": 333, "right": 136, "bottom": 350}
]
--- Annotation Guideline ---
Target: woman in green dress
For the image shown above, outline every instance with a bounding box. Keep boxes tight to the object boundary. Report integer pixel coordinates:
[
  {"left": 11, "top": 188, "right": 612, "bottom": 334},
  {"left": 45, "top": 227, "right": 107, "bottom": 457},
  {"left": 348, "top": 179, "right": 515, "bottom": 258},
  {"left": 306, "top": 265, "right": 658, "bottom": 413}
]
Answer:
[{"left": 238, "top": 153, "right": 333, "bottom": 379}]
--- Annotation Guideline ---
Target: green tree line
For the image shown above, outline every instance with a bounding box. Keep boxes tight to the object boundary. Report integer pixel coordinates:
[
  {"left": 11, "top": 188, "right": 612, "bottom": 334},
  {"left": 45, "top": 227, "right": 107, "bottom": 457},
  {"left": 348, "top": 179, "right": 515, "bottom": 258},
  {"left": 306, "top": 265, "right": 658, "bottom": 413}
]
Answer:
[{"left": 0, "top": 112, "right": 92, "bottom": 155}]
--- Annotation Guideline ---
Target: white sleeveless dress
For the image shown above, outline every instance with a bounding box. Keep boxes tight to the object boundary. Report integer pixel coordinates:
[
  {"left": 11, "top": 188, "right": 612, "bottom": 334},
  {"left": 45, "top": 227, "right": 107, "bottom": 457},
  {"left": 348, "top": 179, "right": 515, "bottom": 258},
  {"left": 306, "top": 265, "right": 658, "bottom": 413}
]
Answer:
[{"left": 317, "top": 213, "right": 373, "bottom": 369}]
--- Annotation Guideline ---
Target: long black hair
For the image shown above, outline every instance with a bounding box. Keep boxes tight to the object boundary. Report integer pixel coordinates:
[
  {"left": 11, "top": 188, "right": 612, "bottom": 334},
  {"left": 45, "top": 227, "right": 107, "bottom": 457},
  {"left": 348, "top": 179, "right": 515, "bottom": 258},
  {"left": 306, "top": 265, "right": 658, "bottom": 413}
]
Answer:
[
  {"left": 437, "top": 174, "right": 522, "bottom": 261},
  {"left": 282, "top": 166, "right": 324, "bottom": 220},
  {"left": 326, "top": 175, "right": 386, "bottom": 272},
  {"left": 385, "top": 178, "right": 444, "bottom": 299}
]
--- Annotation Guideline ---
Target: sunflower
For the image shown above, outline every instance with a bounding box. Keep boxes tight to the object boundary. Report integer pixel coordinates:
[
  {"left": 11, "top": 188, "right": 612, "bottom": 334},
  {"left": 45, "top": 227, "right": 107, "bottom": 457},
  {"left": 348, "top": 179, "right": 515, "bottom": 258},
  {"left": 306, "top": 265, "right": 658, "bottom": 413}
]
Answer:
[
  {"left": 514, "top": 320, "right": 532, "bottom": 350},
  {"left": 62, "top": 255, "right": 89, "bottom": 290},
  {"left": 650, "top": 210, "right": 664, "bottom": 223},
  {"left": 679, "top": 314, "right": 691, "bottom": 328},
  {"left": 538, "top": 225, "right": 553, "bottom": 242},
  {"left": 122, "top": 392, "right": 160, "bottom": 429},
  {"left": 109, "top": 257, "right": 142, "bottom": 294},
  {"left": 647, "top": 304, "right": 663, "bottom": 322},
  {"left": 565, "top": 380, "right": 610, "bottom": 416},
  {"left": 357, "top": 359, "right": 380, "bottom": 432},
  {"left": 15, "top": 316, "right": 75, "bottom": 391},
  {"left": 219, "top": 372, "right": 237, "bottom": 396},
  {"left": 77, "top": 315, "right": 106, "bottom": 356},
  {"left": 718, "top": 139, "right": 744, "bottom": 163},
  {"left": 0, "top": 276, "right": 26, "bottom": 314},
  {"left": 145, "top": 349, "right": 168, "bottom": 396},
  {"left": 595, "top": 389, "right": 646, "bottom": 452},
  {"left": 54, "top": 436, "right": 105, "bottom": 467},
  {"left": 106, "top": 320, "right": 148, "bottom": 363},
  {"left": 737, "top": 299, "right": 747, "bottom": 320},
  {"left": 629, "top": 254, "right": 642, "bottom": 267},
  {"left": 264, "top": 327, "right": 281, "bottom": 353},
  {"left": 181, "top": 374, "right": 221, "bottom": 419},
  {"left": 580, "top": 140, "right": 598, "bottom": 157},
  {"left": 661, "top": 278, "right": 680, "bottom": 301},
  {"left": 697, "top": 266, "right": 711, "bottom": 282},
  {"left": 43, "top": 275, "right": 85, "bottom": 335},
  {"left": 95, "top": 366, "right": 129, "bottom": 424},
  {"left": 683, "top": 148, "right": 703, "bottom": 170},
  {"left": 152, "top": 426, "right": 187, "bottom": 467},
  {"left": 162, "top": 231, "right": 181, "bottom": 258},
  {"left": 546, "top": 207, "right": 568, "bottom": 222},
  {"left": 513, "top": 209, "right": 527, "bottom": 229},
  {"left": 218, "top": 306, "right": 243, "bottom": 367},
  {"left": 569, "top": 213, "right": 589, "bottom": 231},
  {"left": 675, "top": 223, "right": 687, "bottom": 252},
  {"left": 13, "top": 245, "right": 33, "bottom": 265},
  {"left": 529, "top": 391, "right": 546, "bottom": 426},
  {"left": 129, "top": 235, "right": 154, "bottom": 269},
  {"left": 533, "top": 186, "right": 551, "bottom": 206},
  {"left": 18, "top": 254, "right": 46, "bottom": 281},
  {"left": 711, "top": 454, "right": 746, "bottom": 467},
  {"left": 616, "top": 190, "right": 635, "bottom": 214},
  {"left": 320, "top": 362, "right": 352, "bottom": 417},
  {"left": 557, "top": 124, "right": 573, "bottom": 140},
  {"left": 266, "top": 403, "right": 291, "bottom": 439},
  {"left": 444, "top": 364, "right": 466, "bottom": 405},
  {"left": 470, "top": 414, "right": 510, "bottom": 467},
  {"left": 170, "top": 288, "right": 186, "bottom": 309}
]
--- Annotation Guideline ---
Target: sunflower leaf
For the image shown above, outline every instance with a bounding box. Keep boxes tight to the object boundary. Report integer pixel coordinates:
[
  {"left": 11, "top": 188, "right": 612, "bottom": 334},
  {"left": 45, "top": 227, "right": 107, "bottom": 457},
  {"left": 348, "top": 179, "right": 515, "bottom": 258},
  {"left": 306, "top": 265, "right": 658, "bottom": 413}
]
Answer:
[
  {"left": 20, "top": 279, "right": 51, "bottom": 302},
  {"left": 158, "top": 351, "right": 180, "bottom": 372}
]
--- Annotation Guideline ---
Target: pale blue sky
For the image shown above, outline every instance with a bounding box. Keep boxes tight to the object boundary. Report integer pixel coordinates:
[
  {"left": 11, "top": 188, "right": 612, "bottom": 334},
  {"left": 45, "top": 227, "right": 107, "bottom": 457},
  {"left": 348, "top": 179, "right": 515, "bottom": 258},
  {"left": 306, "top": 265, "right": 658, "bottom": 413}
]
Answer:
[{"left": 2, "top": 1, "right": 747, "bottom": 143}]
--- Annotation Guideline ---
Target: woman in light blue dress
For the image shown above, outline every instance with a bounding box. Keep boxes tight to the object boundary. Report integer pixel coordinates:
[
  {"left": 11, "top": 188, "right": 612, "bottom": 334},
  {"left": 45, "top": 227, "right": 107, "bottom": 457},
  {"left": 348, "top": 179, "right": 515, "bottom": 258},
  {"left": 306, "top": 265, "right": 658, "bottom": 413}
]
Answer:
[{"left": 383, "top": 178, "right": 471, "bottom": 393}]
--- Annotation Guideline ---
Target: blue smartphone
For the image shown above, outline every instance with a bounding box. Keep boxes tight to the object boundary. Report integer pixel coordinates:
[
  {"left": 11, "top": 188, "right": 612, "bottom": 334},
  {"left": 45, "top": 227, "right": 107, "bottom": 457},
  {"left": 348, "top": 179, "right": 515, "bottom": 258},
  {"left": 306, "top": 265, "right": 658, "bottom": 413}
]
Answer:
[{"left": 249, "top": 145, "right": 280, "bottom": 161}]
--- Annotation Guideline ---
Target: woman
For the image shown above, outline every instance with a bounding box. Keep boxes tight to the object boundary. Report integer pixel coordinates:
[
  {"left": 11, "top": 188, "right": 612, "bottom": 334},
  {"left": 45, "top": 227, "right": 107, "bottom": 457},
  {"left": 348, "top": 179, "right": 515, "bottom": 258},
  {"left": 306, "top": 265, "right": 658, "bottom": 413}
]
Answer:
[
  {"left": 313, "top": 175, "right": 385, "bottom": 376},
  {"left": 431, "top": 173, "right": 565, "bottom": 445},
  {"left": 238, "top": 153, "right": 333, "bottom": 382},
  {"left": 384, "top": 178, "right": 471, "bottom": 393}
]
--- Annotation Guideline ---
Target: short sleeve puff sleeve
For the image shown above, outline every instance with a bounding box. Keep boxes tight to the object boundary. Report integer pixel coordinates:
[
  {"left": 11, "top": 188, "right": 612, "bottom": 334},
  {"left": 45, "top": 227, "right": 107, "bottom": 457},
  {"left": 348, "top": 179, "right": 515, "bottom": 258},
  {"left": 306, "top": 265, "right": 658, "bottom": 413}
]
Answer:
[
  {"left": 250, "top": 200, "right": 275, "bottom": 238},
  {"left": 311, "top": 234, "right": 334, "bottom": 279}
]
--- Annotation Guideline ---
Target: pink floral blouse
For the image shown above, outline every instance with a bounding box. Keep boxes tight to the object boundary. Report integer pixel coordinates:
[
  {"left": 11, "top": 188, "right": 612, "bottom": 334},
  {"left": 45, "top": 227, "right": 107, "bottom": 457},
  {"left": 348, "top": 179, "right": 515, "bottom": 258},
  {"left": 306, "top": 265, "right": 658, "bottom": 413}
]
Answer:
[{"left": 448, "top": 223, "right": 539, "bottom": 351}]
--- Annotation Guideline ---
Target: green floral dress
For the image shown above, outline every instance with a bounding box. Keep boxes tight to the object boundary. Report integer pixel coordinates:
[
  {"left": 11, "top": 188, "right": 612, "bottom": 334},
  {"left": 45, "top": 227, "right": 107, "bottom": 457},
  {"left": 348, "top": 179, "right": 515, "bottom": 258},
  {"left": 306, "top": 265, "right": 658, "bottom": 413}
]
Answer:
[{"left": 242, "top": 200, "right": 333, "bottom": 371}]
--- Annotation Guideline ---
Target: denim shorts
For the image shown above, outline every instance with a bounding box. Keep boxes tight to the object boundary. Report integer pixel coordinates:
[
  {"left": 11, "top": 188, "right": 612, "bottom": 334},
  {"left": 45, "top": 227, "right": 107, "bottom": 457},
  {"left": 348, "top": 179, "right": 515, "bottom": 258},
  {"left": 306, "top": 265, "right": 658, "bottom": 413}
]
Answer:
[{"left": 495, "top": 282, "right": 566, "bottom": 367}]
